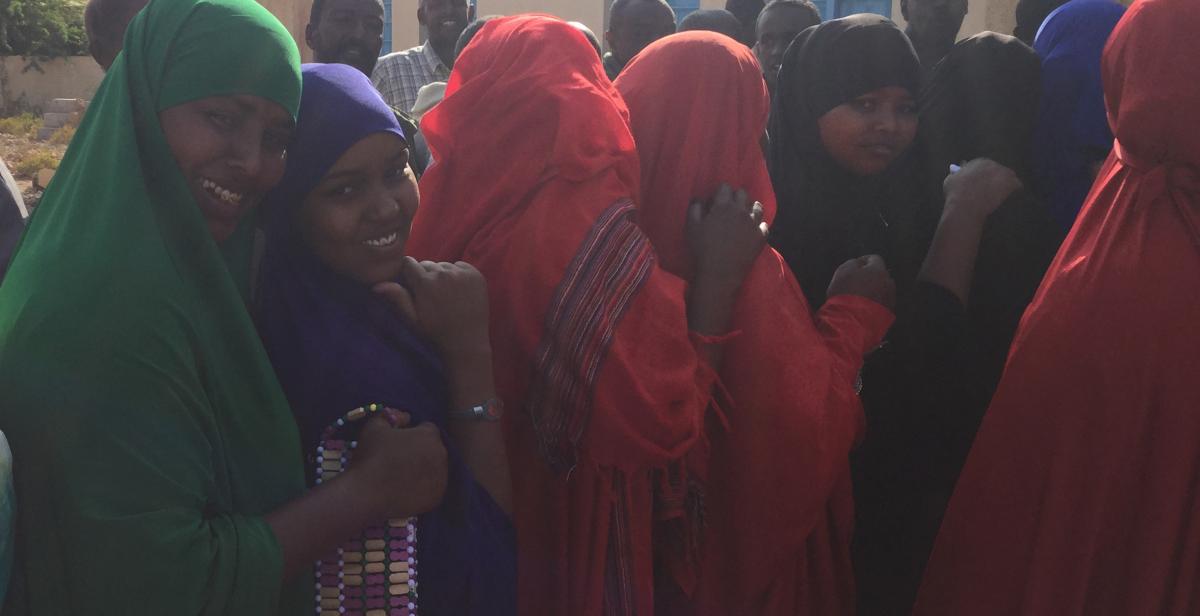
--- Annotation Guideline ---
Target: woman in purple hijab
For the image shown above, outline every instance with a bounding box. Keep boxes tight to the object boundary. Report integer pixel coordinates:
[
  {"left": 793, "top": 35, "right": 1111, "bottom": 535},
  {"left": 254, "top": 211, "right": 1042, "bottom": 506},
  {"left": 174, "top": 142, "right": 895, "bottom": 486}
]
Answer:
[{"left": 256, "top": 63, "right": 515, "bottom": 616}]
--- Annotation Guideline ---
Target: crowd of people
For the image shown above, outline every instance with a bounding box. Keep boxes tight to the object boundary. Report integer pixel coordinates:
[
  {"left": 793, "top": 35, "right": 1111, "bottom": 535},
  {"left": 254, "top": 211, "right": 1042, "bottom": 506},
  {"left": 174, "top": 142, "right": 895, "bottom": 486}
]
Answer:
[{"left": 0, "top": 0, "right": 1194, "bottom": 614}]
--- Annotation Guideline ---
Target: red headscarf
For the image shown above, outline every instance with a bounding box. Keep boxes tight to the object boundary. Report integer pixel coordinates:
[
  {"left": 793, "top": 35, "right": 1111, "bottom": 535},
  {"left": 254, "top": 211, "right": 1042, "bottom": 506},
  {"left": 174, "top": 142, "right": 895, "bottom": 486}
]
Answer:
[
  {"left": 616, "top": 32, "right": 894, "bottom": 614},
  {"left": 914, "top": 1, "right": 1200, "bottom": 613},
  {"left": 407, "top": 16, "right": 718, "bottom": 616}
]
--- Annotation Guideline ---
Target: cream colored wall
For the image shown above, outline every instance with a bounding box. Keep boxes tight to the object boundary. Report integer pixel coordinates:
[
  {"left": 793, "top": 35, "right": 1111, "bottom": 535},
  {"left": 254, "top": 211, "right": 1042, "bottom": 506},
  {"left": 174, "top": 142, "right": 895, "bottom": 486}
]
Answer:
[
  {"left": 890, "top": 0, "right": 1018, "bottom": 40},
  {"left": 0, "top": 57, "right": 104, "bottom": 112},
  {"left": 257, "top": 0, "right": 315, "bottom": 61}
]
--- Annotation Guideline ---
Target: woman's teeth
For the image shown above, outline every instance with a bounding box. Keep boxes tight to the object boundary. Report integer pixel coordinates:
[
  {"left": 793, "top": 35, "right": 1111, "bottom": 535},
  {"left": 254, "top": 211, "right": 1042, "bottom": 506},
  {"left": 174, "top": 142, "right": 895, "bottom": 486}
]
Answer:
[
  {"left": 364, "top": 232, "right": 399, "bottom": 247},
  {"left": 201, "top": 178, "right": 243, "bottom": 205}
]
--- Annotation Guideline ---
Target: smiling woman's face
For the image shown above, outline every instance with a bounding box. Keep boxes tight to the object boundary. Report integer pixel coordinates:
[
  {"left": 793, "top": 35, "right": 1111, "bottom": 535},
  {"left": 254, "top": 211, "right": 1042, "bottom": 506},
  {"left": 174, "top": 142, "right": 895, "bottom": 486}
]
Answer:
[
  {"left": 296, "top": 132, "right": 418, "bottom": 286},
  {"left": 159, "top": 94, "right": 294, "bottom": 241},
  {"left": 817, "top": 85, "right": 919, "bottom": 177}
]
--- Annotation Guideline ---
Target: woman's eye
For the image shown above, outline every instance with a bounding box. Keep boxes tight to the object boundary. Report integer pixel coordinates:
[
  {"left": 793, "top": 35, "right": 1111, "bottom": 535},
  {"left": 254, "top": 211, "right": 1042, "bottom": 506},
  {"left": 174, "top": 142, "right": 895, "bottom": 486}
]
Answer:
[
  {"left": 207, "top": 111, "right": 234, "bottom": 129},
  {"left": 327, "top": 184, "right": 356, "bottom": 198},
  {"left": 852, "top": 99, "right": 877, "bottom": 113}
]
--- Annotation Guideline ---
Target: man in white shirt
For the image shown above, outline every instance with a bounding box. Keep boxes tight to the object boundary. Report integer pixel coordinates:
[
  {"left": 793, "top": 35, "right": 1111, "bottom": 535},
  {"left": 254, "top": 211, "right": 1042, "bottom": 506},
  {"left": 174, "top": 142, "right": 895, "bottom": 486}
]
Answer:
[{"left": 373, "top": 0, "right": 472, "bottom": 114}]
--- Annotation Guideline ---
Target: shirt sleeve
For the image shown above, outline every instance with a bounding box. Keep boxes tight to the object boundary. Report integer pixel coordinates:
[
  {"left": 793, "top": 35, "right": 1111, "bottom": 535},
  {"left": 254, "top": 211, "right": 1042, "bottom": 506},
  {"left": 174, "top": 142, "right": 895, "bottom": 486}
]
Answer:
[
  {"left": 815, "top": 292, "right": 896, "bottom": 386},
  {"left": 7, "top": 328, "right": 290, "bottom": 615}
]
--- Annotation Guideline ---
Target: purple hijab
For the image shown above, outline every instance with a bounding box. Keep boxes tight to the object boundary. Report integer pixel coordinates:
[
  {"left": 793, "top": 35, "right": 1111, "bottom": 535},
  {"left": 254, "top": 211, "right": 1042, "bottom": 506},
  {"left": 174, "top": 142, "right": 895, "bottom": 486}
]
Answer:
[
  {"left": 1031, "top": 0, "right": 1125, "bottom": 231},
  {"left": 255, "top": 63, "right": 515, "bottom": 616}
]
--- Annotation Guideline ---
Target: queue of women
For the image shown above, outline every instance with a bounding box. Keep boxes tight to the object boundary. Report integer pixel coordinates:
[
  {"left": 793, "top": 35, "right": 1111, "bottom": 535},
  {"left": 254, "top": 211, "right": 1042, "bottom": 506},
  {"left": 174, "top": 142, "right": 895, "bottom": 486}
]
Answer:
[{"left": 0, "top": 0, "right": 1194, "bottom": 614}]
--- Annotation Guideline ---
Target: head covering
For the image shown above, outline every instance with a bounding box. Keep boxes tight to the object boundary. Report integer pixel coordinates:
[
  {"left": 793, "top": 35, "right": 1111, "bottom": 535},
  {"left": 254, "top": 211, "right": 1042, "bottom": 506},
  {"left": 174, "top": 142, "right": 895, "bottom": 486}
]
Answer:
[
  {"left": 919, "top": 31, "right": 1061, "bottom": 384},
  {"left": 914, "top": 0, "right": 1200, "bottom": 613},
  {"left": 767, "top": 14, "right": 930, "bottom": 307},
  {"left": 1031, "top": 0, "right": 1125, "bottom": 231},
  {"left": 617, "top": 31, "right": 893, "bottom": 614},
  {"left": 255, "top": 63, "right": 515, "bottom": 616},
  {"left": 0, "top": 0, "right": 307, "bottom": 613},
  {"left": 406, "top": 15, "right": 715, "bottom": 616},
  {"left": 411, "top": 80, "right": 446, "bottom": 121}
]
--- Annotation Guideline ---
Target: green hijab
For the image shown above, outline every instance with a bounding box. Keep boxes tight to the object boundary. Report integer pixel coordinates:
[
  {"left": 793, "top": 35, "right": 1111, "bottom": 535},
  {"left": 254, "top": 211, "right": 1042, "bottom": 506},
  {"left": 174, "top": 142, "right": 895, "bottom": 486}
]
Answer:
[{"left": 0, "top": 0, "right": 306, "bottom": 613}]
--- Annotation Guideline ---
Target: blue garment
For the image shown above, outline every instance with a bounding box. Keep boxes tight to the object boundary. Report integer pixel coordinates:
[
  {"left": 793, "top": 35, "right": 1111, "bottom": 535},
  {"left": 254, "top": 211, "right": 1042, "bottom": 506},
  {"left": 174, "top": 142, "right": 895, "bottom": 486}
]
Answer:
[
  {"left": 255, "top": 64, "right": 515, "bottom": 616},
  {"left": 1031, "top": 0, "right": 1125, "bottom": 231}
]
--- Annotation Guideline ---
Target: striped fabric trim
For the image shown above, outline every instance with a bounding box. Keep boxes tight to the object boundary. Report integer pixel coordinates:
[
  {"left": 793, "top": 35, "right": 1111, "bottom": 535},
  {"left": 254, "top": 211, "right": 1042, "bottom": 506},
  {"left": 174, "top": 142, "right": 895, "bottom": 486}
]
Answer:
[
  {"left": 527, "top": 198, "right": 655, "bottom": 473},
  {"left": 604, "top": 473, "right": 637, "bottom": 616}
]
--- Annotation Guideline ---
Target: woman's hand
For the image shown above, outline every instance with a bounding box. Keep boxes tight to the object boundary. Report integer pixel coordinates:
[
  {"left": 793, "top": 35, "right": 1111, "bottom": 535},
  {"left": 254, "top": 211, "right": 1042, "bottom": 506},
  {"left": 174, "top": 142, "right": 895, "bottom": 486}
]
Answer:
[
  {"left": 943, "top": 158, "right": 1023, "bottom": 222},
  {"left": 686, "top": 183, "right": 769, "bottom": 296},
  {"left": 827, "top": 255, "right": 896, "bottom": 310},
  {"left": 374, "top": 257, "right": 492, "bottom": 362},
  {"left": 349, "top": 414, "right": 449, "bottom": 520}
]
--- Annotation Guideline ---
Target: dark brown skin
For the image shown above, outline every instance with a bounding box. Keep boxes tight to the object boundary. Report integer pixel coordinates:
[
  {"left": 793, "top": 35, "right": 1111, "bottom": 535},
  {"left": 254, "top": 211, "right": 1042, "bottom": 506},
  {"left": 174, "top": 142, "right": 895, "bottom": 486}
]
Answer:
[
  {"left": 306, "top": 0, "right": 386, "bottom": 76},
  {"left": 754, "top": 3, "right": 820, "bottom": 90},
  {"left": 817, "top": 86, "right": 920, "bottom": 177},
  {"left": 266, "top": 413, "right": 449, "bottom": 579},
  {"left": 606, "top": 0, "right": 677, "bottom": 66},
  {"left": 419, "top": 0, "right": 471, "bottom": 68},
  {"left": 159, "top": 95, "right": 293, "bottom": 242},
  {"left": 828, "top": 254, "right": 897, "bottom": 310},
  {"left": 918, "top": 158, "right": 1023, "bottom": 304},
  {"left": 902, "top": 0, "right": 968, "bottom": 67},
  {"left": 685, "top": 183, "right": 769, "bottom": 367},
  {"left": 299, "top": 130, "right": 511, "bottom": 517}
]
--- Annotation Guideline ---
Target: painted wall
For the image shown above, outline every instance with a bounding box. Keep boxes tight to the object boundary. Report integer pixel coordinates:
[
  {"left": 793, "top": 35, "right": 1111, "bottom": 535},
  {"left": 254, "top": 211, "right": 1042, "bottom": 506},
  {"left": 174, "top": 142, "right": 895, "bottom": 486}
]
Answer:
[
  {"left": 0, "top": 57, "right": 104, "bottom": 113},
  {"left": 890, "top": 0, "right": 1020, "bottom": 41},
  {"left": 257, "top": 0, "right": 316, "bottom": 61}
]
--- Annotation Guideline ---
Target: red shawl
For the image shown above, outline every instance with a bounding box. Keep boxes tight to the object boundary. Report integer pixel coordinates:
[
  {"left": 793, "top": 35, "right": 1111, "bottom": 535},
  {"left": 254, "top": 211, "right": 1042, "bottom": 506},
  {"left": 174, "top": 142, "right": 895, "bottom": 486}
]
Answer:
[
  {"left": 914, "top": 1, "right": 1200, "bottom": 613},
  {"left": 405, "top": 16, "right": 717, "bottom": 616},
  {"left": 615, "top": 32, "right": 894, "bottom": 614}
]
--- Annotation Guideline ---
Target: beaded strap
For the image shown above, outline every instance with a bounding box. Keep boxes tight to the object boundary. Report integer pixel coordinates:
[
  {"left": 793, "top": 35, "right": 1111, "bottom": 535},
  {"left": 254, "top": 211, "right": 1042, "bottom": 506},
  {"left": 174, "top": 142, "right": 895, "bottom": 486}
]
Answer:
[{"left": 313, "top": 403, "right": 419, "bottom": 616}]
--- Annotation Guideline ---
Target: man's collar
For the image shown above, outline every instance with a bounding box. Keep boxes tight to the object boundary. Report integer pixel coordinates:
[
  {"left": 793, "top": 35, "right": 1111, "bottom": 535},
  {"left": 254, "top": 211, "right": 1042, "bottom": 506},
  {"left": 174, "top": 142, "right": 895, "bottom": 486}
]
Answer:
[{"left": 421, "top": 41, "right": 449, "bottom": 72}]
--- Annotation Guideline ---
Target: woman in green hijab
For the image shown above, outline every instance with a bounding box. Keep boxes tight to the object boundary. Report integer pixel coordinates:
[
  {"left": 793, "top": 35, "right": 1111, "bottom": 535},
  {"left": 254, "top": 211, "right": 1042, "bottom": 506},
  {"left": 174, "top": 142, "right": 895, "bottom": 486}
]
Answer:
[{"left": 0, "top": 0, "right": 448, "bottom": 613}]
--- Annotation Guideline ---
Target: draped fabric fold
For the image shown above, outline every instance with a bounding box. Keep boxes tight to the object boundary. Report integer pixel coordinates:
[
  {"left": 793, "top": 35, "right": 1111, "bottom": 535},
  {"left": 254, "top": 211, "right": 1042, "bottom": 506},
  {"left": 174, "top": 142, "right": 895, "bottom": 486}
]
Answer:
[
  {"left": 915, "top": 1, "right": 1200, "bottom": 612},
  {"left": 616, "top": 32, "right": 894, "bottom": 614},
  {"left": 255, "top": 64, "right": 516, "bottom": 616},
  {"left": 0, "top": 0, "right": 307, "bottom": 613},
  {"left": 404, "top": 16, "right": 716, "bottom": 616}
]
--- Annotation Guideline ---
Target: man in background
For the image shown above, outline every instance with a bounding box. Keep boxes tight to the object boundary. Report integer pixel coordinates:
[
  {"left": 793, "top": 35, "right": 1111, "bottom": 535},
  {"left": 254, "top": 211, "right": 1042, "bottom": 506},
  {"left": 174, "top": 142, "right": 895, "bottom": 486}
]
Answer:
[
  {"left": 726, "top": 0, "right": 764, "bottom": 45},
  {"left": 84, "top": 0, "right": 148, "bottom": 70},
  {"left": 373, "top": 0, "right": 472, "bottom": 114},
  {"left": 754, "top": 0, "right": 821, "bottom": 93},
  {"left": 306, "top": 0, "right": 386, "bottom": 76},
  {"left": 901, "top": 0, "right": 968, "bottom": 72},
  {"left": 603, "top": 0, "right": 676, "bottom": 80}
]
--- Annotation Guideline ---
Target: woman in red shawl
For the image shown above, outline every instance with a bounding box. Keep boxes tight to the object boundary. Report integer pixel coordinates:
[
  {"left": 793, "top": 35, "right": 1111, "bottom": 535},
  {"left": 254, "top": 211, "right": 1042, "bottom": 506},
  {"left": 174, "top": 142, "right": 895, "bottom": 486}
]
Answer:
[
  {"left": 615, "top": 32, "right": 895, "bottom": 614},
  {"left": 914, "top": 0, "right": 1200, "bottom": 613},
  {"left": 404, "top": 16, "right": 767, "bottom": 616}
]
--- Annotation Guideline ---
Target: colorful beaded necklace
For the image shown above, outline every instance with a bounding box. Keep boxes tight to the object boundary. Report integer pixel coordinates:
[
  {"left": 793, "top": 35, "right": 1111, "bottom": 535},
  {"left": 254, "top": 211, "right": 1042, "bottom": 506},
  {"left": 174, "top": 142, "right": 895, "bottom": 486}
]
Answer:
[{"left": 313, "top": 403, "right": 419, "bottom": 616}]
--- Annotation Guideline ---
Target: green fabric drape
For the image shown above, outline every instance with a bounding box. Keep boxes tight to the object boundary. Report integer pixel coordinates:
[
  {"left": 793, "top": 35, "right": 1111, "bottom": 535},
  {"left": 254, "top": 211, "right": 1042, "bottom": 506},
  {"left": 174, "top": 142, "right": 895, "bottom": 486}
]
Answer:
[{"left": 0, "top": 0, "right": 306, "bottom": 614}]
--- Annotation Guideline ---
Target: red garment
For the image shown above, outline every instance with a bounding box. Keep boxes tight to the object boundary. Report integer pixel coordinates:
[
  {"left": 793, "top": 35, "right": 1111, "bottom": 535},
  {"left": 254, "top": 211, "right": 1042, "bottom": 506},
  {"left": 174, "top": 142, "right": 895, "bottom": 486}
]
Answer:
[
  {"left": 914, "top": 1, "right": 1200, "bottom": 613},
  {"left": 615, "top": 32, "right": 894, "bottom": 614},
  {"left": 405, "top": 16, "right": 717, "bottom": 616}
]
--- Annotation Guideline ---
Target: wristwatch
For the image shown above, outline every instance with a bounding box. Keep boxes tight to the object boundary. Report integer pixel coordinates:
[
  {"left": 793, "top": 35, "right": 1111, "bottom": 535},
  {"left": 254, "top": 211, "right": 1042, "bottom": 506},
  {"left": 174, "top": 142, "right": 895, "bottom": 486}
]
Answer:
[{"left": 447, "top": 397, "right": 503, "bottom": 422}]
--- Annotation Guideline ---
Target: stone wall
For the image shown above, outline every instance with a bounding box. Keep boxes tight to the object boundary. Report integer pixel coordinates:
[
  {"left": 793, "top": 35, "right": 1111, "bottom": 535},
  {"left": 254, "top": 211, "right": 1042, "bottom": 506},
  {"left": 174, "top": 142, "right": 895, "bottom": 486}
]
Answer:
[{"left": 0, "top": 57, "right": 103, "bottom": 115}]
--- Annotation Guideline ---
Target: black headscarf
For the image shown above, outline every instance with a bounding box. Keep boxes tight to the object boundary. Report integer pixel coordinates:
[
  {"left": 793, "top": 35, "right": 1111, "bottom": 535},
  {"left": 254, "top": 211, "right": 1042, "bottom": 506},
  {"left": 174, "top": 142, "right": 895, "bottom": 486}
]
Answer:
[
  {"left": 767, "top": 14, "right": 932, "bottom": 307},
  {"left": 919, "top": 32, "right": 1061, "bottom": 395}
]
